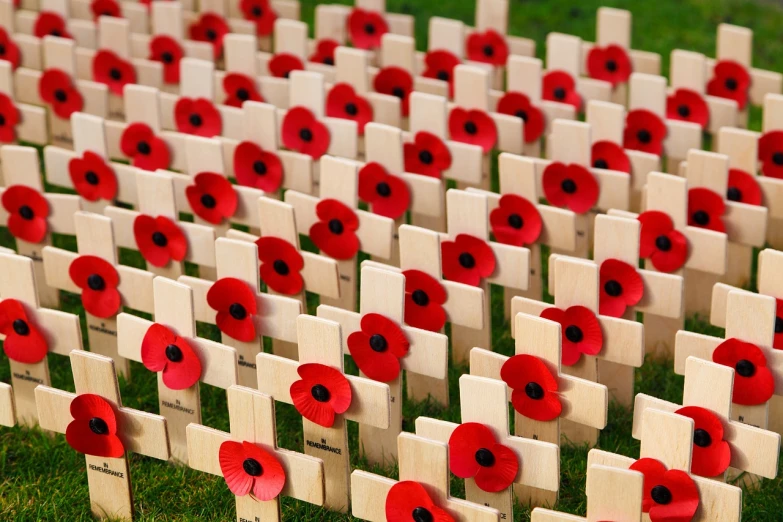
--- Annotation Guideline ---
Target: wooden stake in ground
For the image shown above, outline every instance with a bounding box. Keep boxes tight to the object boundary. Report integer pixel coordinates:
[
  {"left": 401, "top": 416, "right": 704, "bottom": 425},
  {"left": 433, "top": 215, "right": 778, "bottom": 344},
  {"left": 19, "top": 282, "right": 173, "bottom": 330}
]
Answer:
[{"left": 752, "top": 93, "right": 783, "bottom": 249}]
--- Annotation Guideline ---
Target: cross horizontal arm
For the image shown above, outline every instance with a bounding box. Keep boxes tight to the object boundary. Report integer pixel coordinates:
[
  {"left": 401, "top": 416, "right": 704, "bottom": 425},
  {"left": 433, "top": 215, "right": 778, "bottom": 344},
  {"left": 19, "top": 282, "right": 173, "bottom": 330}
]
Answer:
[
  {"left": 637, "top": 269, "right": 684, "bottom": 318},
  {"left": 724, "top": 202, "right": 768, "bottom": 247},
  {"left": 350, "top": 471, "right": 396, "bottom": 522},
  {"left": 0, "top": 192, "right": 81, "bottom": 235},
  {"left": 0, "top": 383, "right": 14, "bottom": 427}
]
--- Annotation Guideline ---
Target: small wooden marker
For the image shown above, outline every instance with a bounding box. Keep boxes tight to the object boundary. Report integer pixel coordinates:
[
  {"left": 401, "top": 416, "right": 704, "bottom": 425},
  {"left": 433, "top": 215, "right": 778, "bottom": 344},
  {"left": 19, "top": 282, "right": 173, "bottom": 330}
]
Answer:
[
  {"left": 0, "top": 382, "right": 14, "bottom": 427},
  {"left": 756, "top": 93, "right": 783, "bottom": 249},
  {"left": 225, "top": 0, "right": 300, "bottom": 52},
  {"left": 545, "top": 31, "right": 612, "bottom": 107}
]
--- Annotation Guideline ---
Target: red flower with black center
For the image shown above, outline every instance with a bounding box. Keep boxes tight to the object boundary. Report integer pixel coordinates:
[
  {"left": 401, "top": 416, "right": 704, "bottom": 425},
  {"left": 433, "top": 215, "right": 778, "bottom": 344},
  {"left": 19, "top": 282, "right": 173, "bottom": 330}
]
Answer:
[
  {"left": 189, "top": 13, "right": 229, "bottom": 59},
  {"left": 542, "top": 70, "right": 581, "bottom": 111},
  {"left": 0, "top": 298, "right": 48, "bottom": 364},
  {"left": 402, "top": 269, "right": 446, "bottom": 332},
  {"left": 775, "top": 299, "right": 783, "bottom": 350},
  {"left": 687, "top": 187, "right": 725, "bottom": 233},
  {"left": 638, "top": 211, "right": 688, "bottom": 273},
  {"left": 326, "top": 83, "right": 373, "bottom": 135},
  {"left": 233, "top": 141, "right": 283, "bottom": 192},
  {"left": 358, "top": 162, "right": 410, "bottom": 220},
  {"left": 347, "top": 313, "right": 409, "bottom": 383},
  {"left": 707, "top": 60, "right": 751, "bottom": 110},
  {"left": 623, "top": 109, "right": 667, "bottom": 156},
  {"left": 39, "top": 69, "right": 83, "bottom": 119},
  {"left": 586, "top": 44, "right": 632, "bottom": 87},
  {"left": 0, "top": 92, "right": 19, "bottom": 143},
  {"left": 758, "top": 130, "right": 783, "bottom": 179},
  {"left": 90, "top": 0, "right": 121, "bottom": 19},
  {"left": 441, "top": 233, "right": 495, "bottom": 287},
  {"left": 726, "top": 168, "right": 761, "bottom": 205},
  {"left": 218, "top": 440, "right": 285, "bottom": 500},
  {"left": 281, "top": 106, "right": 330, "bottom": 159},
  {"left": 174, "top": 97, "right": 222, "bottom": 137},
  {"left": 0, "top": 28, "right": 21, "bottom": 70},
  {"left": 448, "top": 422, "right": 518, "bottom": 492},
  {"left": 92, "top": 49, "right": 136, "bottom": 96},
  {"left": 599, "top": 259, "right": 644, "bottom": 318},
  {"left": 120, "top": 122, "right": 171, "bottom": 171},
  {"left": 712, "top": 337, "right": 775, "bottom": 406},
  {"left": 132, "top": 214, "right": 187, "bottom": 267},
  {"left": 496, "top": 92, "right": 545, "bottom": 144},
  {"left": 386, "top": 481, "right": 454, "bottom": 522},
  {"left": 68, "top": 255, "right": 121, "bottom": 318},
  {"left": 448, "top": 107, "right": 497, "bottom": 153},
  {"left": 490, "top": 194, "right": 542, "bottom": 247},
  {"left": 591, "top": 140, "right": 631, "bottom": 173},
  {"left": 268, "top": 52, "right": 304, "bottom": 79},
  {"left": 207, "top": 277, "right": 257, "bottom": 342},
  {"left": 309, "top": 39, "right": 339, "bottom": 66},
  {"left": 149, "top": 35, "right": 183, "bottom": 85},
  {"left": 65, "top": 394, "right": 124, "bottom": 458},
  {"left": 68, "top": 151, "right": 118, "bottom": 202},
  {"left": 403, "top": 131, "right": 452, "bottom": 178},
  {"left": 289, "top": 362, "right": 352, "bottom": 427},
  {"left": 422, "top": 50, "right": 460, "bottom": 96},
  {"left": 256, "top": 236, "right": 304, "bottom": 295},
  {"left": 239, "top": 0, "right": 277, "bottom": 37},
  {"left": 374, "top": 66, "right": 413, "bottom": 117},
  {"left": 501, "top": 354, "right": 561, "bottom": 421},
  {"left": 466, "top": 29, "right": 508, "bottom": 67},
  {"left": 223, "top": 73, "right": 263, "bottom": 108},
  {"left": 309, "top": 198, "right": 360, "bottom": 260},
  {"left": 540, "top": 305, "right": 603, "bottom": 366},
  {"left": 666, "top": 88, "right": 709, "bottom": 129},
  {"left": 33, "top": 11, "right": 72, "bottom": 39},
  {"left": 141, "top": 323, "right": 202, "bottom": 390},
  {"left": 186, "top": 172, "right": 237, "bottom": 225},
  {"left": 542, "top": 162, "right": 599, "bottom": 214},
  {"left": 629, "top": 458, "right": 699, "bottom": 522},
  {"left": 2, "top": 185, "right": 49, "bottom": 243},
  {"left": 347, "top": 8, "right": 387, "bottom": 50},
  {"left": 674, "top": 406, "right": 731, "bottom": 478}
]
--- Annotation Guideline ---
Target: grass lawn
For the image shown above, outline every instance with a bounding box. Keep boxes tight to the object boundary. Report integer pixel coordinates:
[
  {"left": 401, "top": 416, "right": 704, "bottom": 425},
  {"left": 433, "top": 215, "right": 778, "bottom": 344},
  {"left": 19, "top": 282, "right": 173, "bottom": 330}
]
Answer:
[{"left": 2, "top": 0, "right": 783, "bottom": 520}]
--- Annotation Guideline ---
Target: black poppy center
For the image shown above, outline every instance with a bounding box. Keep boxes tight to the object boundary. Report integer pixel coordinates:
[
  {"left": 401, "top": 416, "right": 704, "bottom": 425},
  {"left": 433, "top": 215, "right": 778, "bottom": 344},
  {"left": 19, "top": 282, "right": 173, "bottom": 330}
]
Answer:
[
  {"left": 109, "top": 68, "right": 122, "bottom": 81},
  {"left": 655, "top": 235, "right": 672, "bottom": 252},
  {"left": 677, "top": 104, "right": 691, "bottom": 118},
  {"left": 525, "top": 382, "right": 544, "bottom": 400},
  {"left": 251, "top": 5, "right": 263, "bottom": 17},
  {"left": 418, "top": 150, "right": 433, "bottom": 165},
  {"left": 464, "top": 121, "right": 478, "bottom": 135},
  {"left": 299, "top": 128, "right": 313, "bottom": 142},
  {"left": 636, "top": 129, "right": 652, "bottom": 144},
  {"left": 85, "top": 171, "right": 100, "bottom": 185},
  {"left": 775, "top": 316, "right": 783, "bottom": 334},
  {"left": 328, "top": 219, "right": 344, "bottom": 235},
  {"left": 508, "top": 213, "right": 523, "bottom": 229},
  {"left": 725, "top": 78, "right": 738, "bottom": 91},
  {"left": 553, "top": 87, "right": 566, "bottom": 100},
  {"left": 12, "top": 319, "right": 29, "bottom": 336},
  {"left": 474, "top": 448, "right": 495, "bottom": 467},
  {"left": 0, "top": 45, "right": 5, "bottom": 56},
  {"left": 87, "top": 274, "right": 105, "bottom": 291},
  {"left": 152, "top": 231, "right": 168, "bottom": 247},
  {"left": 651, "top": 485, "right": 672, "bottom": 505},
  {"left": 482, "top": 45, "right": 494, "bottom": 58},
  {"left": 773, "top": 152, "right": 783, "bottom": 166},
  {"left": 137, "top": 141, "right": 151, "bottom": 155},
  {"left": 311, "top": 384, "right": 330, "bottom": 402},
  {"left": 236, "top": 88, "right": 250, "bottom": 101},
  {"left": 344, "top": 103, "right": 358, "bottom": 116},
  {"left": 189, "top": 114, "right": 203, "bottom": 127},
  {"left": 89, "top": 417, "right": 109, "bottom": 435},
  {"left": 369, "top": 333, "right": 388, "bottom": 353},
  {"left": 242, "top": 457, "right": 263, "bottom": 476},
  {"left": 412, "top": 506, "right": 434, "bottom": 522},
  {"left": 735, "top": 359, "right": 756, "bottom": 377},
  {"left": 727, "top": 187, "right": 742, "bottom": 201},
  {"left": 161, "top": 52, "right": 174, "bottom": 64},
  {"left": 437, "top": 70, "right": 449, "bottom": 82},
  {"left": 165, "top": 344, "right": 183, "bottom": 362},
  {"left": 200, "top": 194, "right": 216, "bottom": 209},
  {"left": 54, "top": 89, "right": 67, "bottom": 102},
  {"left": 50, "top": 30, "right": 61, "bottom": 37},
  {"left": 364, "top": 23, "right": 376, "bottom": 35},
  {"left": 206, "top": 29, "right": 218, "bottom": 41},
  {"left": 593, "top": 159, "right": 609, "bottom": 169},
  {"left": 692, "top": 210, "right": 710, "bottom": 226},
  {"left": 376, "top": 182, "right": 391, "bottom": 197},
  {"left": 604, "top": 280, "right": 622, "bottom": 297},
  {"left": 693, "top": 428, "right": 712, "bottom": 448},
  {"left": 19, "top": 205, "right": 34, "bottom": 220},
  {"left": 253, "top": 160, "right": 267, "bottom": 175},
  {"left": 515, "top": 109, "right": 528, "bottom": 122},
  {"left": 458, "top": 252, "right": 475, "bottom": 269},
  {"left": 561, "top": 179, "right": 577, "bottom": 194},
  {"left": 605, "top": 59, "right": 617, "bottom": 72},
  {"left": 322, "top": 57, "right": 334, "bottom": 66},
  {"left": 565, "top": 325, "right": 583, "bottom": 343},
  {"left": 273, "top": 259, "right": 289, "bottom": 276},
  {"left": 229, "top": 303, "right": 247, "bottom": 320},
  {"left": 0, "top": 114, "right": 6, "bottom": 127},
  {"left": 392, "top": 86, "right": 405, "bottom": 99},
  {"left": 411, "top": 289, "right": 429, "bottom": 306}
]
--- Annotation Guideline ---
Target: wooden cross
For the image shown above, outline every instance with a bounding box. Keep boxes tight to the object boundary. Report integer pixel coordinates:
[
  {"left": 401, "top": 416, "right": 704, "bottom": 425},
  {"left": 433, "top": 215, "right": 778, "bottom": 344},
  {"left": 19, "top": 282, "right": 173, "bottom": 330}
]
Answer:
[
  {"left": 256, "top": 314, "right": 392, "bottom": 512},
  {"left": 13, "top": 0, "right": 96, "bottom": 48},
  {"left": 35, "top": 350, "right": 170, "bottom": 520},
  {"left": 0, "top": 3, "right": 43, "bottom": 71},
  {"left": 545, "top": 32, "right": 612, "bottom": 108},
  {"left": 68, "top": 0, "right": 148, "bottom": 34},
  {"left": 471, "top": 0, "right": 536, "bottom": 67},
  {"left": 224, "top": 0, "right": 300, "bottom": 52},
  {"left": 758, "top": 93, "right": 783, "bottom": 249},
  {"left": 258, "top": 18, "right": 314, "bottom": 86},
  {"left": 0, "top": 60, "right": 48, "bottom": 171},
  {"left": 0, "top": 381, "right": 13, "bottom": 427}
]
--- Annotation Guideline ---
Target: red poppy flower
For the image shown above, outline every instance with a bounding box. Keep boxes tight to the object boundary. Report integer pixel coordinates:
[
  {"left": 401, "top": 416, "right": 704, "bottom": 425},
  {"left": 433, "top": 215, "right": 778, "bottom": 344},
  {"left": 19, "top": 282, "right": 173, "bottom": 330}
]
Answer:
[
  {"left": 289, "top": 362, "right": 352, "bottom": 427},
  {"left": 65, "top": 394, "right": 124, "bottom": 458},
  {"left": 402, "top": 269, "right": 446, "bottom": 332},
  {"left": 422, "top": 50, "right": 461, "bottom": 96},
  {"left": 132, "top": 214, "right": 187, "bottom": 267},
  {"left": 385, "top": 481, "right": 454, "bottom": 522},
  {"left": 674, "top": 405, "right": 731, "bottom": 478},
  {"left": 637, "top": 211, "right": 689, "bottom": 273},
  {"left": 33, "top": 12, "right": 72, "bottom": 39},
  {"left": 542, "top": 70, "right": 581, "bottom": 111},
  {"left": 185, "top": 173, "right": 237, "bottom": 225},
  {"left": 500, "top": 354, "right": 561, "bottom": 421},
  {"left": 149, "top": 35, "right": 183, "bottom": 85},
  {"left": 448, "top": 422, "right": 518, "bottom": 492},
  {"left": 347, "top": 8, "right": 388, "bottom": 50},
  {"left": 586, "top": 44, "right": 632, "bottom": 87},
  {"left": 374, "top": 66, "right": 413, "bottom": 117},
  {"left": 687, "top": 187, "right": 725, "bottom": 233},
  {"left": 448, "top": 107, "right": 497, "bottom": 153},
  {"left": 68, "top": 151, "right": 118, "bottom": 202},
  {"left": 403, "top": 131, "right": 452, "bottom": 178},
  {"left": 758, "top": 130, "right": 783, "bottom": 179},
  {"left": 466, "top": 29, "right": 508, "bottom": 67},
  {"left": 489, "top": 194, "right": 542, "bottom": 246},
  {"left": 0, "top": 298, "right": 48, "bottom": 364},
  {"left": 358, "top": 162, "right": 410, "bottom": 220},
  {"left": 39, "top": 69, "right": 83, "bottom": 120},
  {"left": 68, "top": 255, "right": 121, "bottom": 318},
  {"left": 775, "top": 299, "right": 783, "bottom": 350},
  {"left": 347, "top": 313, "right": 409, "bottom": 383},
  {"left": 90, "top": 0, "right": 121, "bottom": 18},
  {"left": 540, "top": 305, "right": 603, "bottom": 366},
  {"left": 281, "top": 106, "right": 330, "bottom": 159},
  {"left": 1, "top": 185, "right": 49, "bottom": 243},
  {"left": 223, "top": 73, "right": 263, "bottom": 108},
  {"left": 268, "top": 53, "right": 304, "bottom": 79},
  {"left": 441, "top": 233, "right": 495, "bottom": 287},
  {"left": 707, "top": 60, "right": 751, "bottom": 110},
  {"left": 629, "top": 458, "right": 699, "bottom": 522},
  {"left": 623, "top": 109, "right": 667, "bottom": 156},
  {"left": 591, "top": 140, "right": 631, "bottom": 173},
  {"left": 308, "top": 198, "right": 360, "bottom": 260},
  {"left": 542, "top": 162, "right": 599, "bottom": 214},
  {"left": 599, "top": 259, "right": 644, "bottom": 318},
  {"left": 239, "top": 0, "right": 277, "bottom": 37},
  {"left": 174, "top": 97, "right": 222, "bottom": 137},
  {"left": 233, "top": 141, "right": 283, "bottom": 192},
  {"left": 141, "top": 322, "right": 202, "bottom": 390},
  {"left": 207, "top": 277, "right": 257, "bottom": 342},
  {"left": 666, "top": 88, "right": 709, "bottom": 129},
  {"left": 0, "top": 28, "right": 21, "bottom": 70},
  {"left": 189, "top": 13, "right": 229, "bottom": 59},
  {"left": 712, "top": 337, "right": 775, "bottom": 406},
  {"left": 309, "top": 39, "right": 339, "bottom": 66},
  {"left": 219, "top": 440, "right": 285, "bottom": 500},
  {"left": 726, "top": 169, "right": 761, "bottom": 205},
  {"left": 496, "top": 92, "right": 545, "bottom": 144},
  {"left": 326, "top": 83, "right": 373, "bottom": 135},
  {"left": 92, "top": 50, "right": 136, "bottom": 96},
  {"left": 256, "top": 236, "right": 304, "bottom": 295},
  {"left": 0, "top": 93, "right": 19, "bottom": 143},
  {"left": 120, "top": 122, "right": 171, "bottom": 171}
]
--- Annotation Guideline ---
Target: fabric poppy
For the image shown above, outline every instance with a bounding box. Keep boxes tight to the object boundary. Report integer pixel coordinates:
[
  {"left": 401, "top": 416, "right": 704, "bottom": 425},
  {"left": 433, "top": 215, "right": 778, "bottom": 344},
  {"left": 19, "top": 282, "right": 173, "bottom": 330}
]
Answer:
[
  {"left": 308, "top": 198, "right": 360, "bottom": 260},
  {"left": 120, "top": 122, "right": 171, "bottom": 171},
  {"left": 489, "top": 194, "right": 542, "bottom": 247},
  {"left": 347, "top": 8, "right": 388, "bottom": 50},
  {"left": 33, "top": 11, "right": 72, "bottom": 39},
  {"left": 92, "top": 50, "right": 136, "bottom": 96},
  {"left": 141, "top": 323, "right": 202, "bottom": 390},
  {"left": 281, "top": 106, "right": 330, "bottom": 159},
  {"left": 666, "top": 88, "right": 709, "bottom": 129},
  {"left": 39, "top": 68, "right": 83, "bottom": 119},
  {"left": 222, "top": 73, "right": 263, "bottom": 108},
  {"left": 448, "top": 422, "right": 518, "bottom": 492},
  {"left": 0, "top": 298, "right": 48, "bottom": 364},
  {"left": 358, "top": 162, "right": 410, "bottom": 220},
  {"left": 441, "top": 233, "right": 495, "bottom": 287},
  {"left": 421, "top": 49, "right": 461, "bottom": 96},
  {"left": 623, "top": 109, "right": 667, "bottom": 156},
  {"left": 374, "top": 66, "right": 413, "bottom": 117},
  {"left": 726, "top": 168, "right": 762, "bottom": 205},
  {"left": 0, "top": 28, "right": 21, "bottom": 70},
  {"left": 219, "top": 440, "right": 285, "bottom": 500},
  {"left": 65, "top": 394, "right": 124, "bottom": 458},
  {"left": 500, "top": 354, "right": 562, "bottom": 421},
  {"left": 1, "top": 185, "right": 49, "bottom": 243},
  {"left": 758, "top": 130, "right": 783, "bottom": 179},
  {"left": 233, "top": 141, "right": 283, "bottom": 192},
  {"left": 185, "top": 172, "right": 238, "bottom": 225},
  {"left": 174, "top": 97, "right": 222, "bottom": 137},
  {"left": 289, "top": 362, "right": 352, "bottom": 427},
  {"left": 591, "top": 140, "right": 631, "bottom": 174},
  {"left": 385, "top": 480, "right": 454, "bottom": 522},
  {"left": 90, "top": 0, "right": 121, "bottom": 19},
  {"left": 542, "top": 70, "right": 582, "bottom": 111},
  {"left": 268, "top": 52, "right": 304, "bottom": 79},
  {"left": 674, "top": 405, "right": 731, "bottom": 478},
  {"left": 0, "top": 92, "right": 19, "bottom": 143},
  {"left": 712, "top": 337, "right": 775, "bottom": 406},
  {"left": 207, "top": 277, "right": 258, "bottom": 342},
  {"left": 403, "top": 131, "right": 452, "bottom": 178},
  {"left": 496, "top": 92, "right": 545, "bottom": 144},
  {"left": 326, "top": 83, "right": 373, "bottom": 135},
  {"left": 599, "top": 259, "right": 644, "bottom": 318},
  {"left": 256, "top": 236, "right": 304, "bottom": 295},
  {"left": 68, "top": 255, "right": 121, "bottom": 318},
  {"left": 68, "top": 151, "right": 118, "bottom": 202},
  {"left": 630, "top": 458, "right": 700, "bottom": 522},
  {"left": 586, "top": 44, "right": 632, "bottom": 87},
  {"left": 775, "top": 299, "right": 783, "bottom": 350},
  {"left": 149, "top": 35, "right": 183, "bottom": 85},
  {"left": 707, "top": 59, "right": 751, "bottom": 110},
  {"left": 309, "top": 39, "right": 339, "bottom": 65},
  {"left": 637, "top": 211, "right": 689, "bottom": 273},
  {"left": 540, "top": 305, "right": 603, "bottom": 366},
  {"left": 347, "top": 313, "right": 409, "bottom": 382},
  {"left": 189, "top": 12, "right": 229, "bottom": 59},
  {"left": 466, "top": 29, "right": 509, "bottom": 67},
  {"left": 132, "top": 214, "right": 187, "bottom": 267},
  {"left": 448, "top": 107, "right": 497, "bottom": 153},
  {"left": 402, "top": 269, "right": 447, "bottom": 332},
  {"left": 687, "top": 187, "right": 725, "bottom": 233},
  {"left": 542, "top": 162, "right": 599, "bottom": 214},
  {"left": 239, "top": 0, "right": 277, "bottom": 37}
]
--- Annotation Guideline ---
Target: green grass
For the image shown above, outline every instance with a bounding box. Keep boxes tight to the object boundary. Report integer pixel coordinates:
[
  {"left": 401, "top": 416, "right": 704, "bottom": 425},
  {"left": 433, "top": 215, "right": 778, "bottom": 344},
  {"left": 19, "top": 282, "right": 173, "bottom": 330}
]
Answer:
[{"left": 3, "top": 0, "right": 783, "bottom": 519}]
